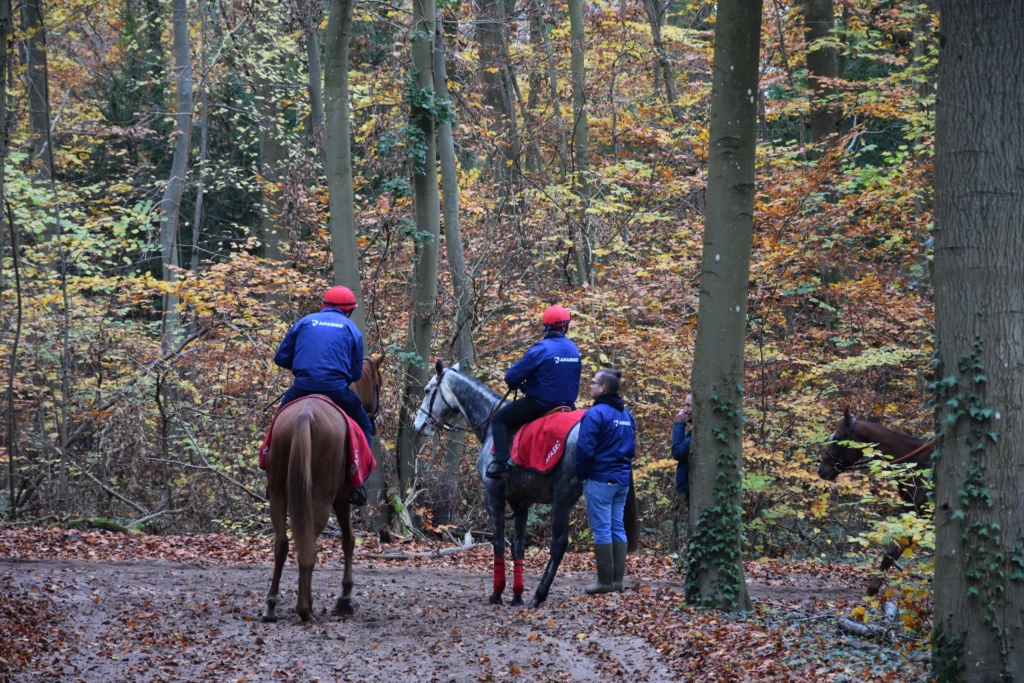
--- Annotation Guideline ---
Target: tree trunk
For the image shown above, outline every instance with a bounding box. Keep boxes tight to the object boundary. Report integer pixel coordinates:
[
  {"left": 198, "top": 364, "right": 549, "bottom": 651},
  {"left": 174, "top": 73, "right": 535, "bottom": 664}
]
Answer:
[
  {"left": 567, "top": 0, "right": 592, "bottom": 282},
  {"left": 802, "top": 0, "right": 840, "bottom": 143},
  {"left": 298, "top": 0, "right": 325, "bottom": 153},
  {"left": 538, "top": 0, "right": 569, "bottom": 181},
  {"left": 395, "top": 0, "right": 440, "bottom": 505},
  {"left": 476, "top": 0, "right": 518, "bottom": 184},
  {"left": 644, "top": 0, "right": 682, "bottom": 122},
  {"left": 323, "top": 0, "right": 366, "bottom": 330},
  {"left": 159, "top": 0, "right": 193, "bottom": 351},
  {"left": 1, "top": 0, "right": 14, "bottom": 520},
  {"left": 932, "top": 2, "right": 1024, "bottom": 679},
  {"left": 191, "top": 1, "right": 210, "bottom": 275},
  {"left": 685, "top": 0, "right": 760, "bottom": 613},
  {"left": 22, "top": 0, "right": 49, "bottom": 179},
  {"left": 433, "top": 15, "right": 474, "bottom": 525}
]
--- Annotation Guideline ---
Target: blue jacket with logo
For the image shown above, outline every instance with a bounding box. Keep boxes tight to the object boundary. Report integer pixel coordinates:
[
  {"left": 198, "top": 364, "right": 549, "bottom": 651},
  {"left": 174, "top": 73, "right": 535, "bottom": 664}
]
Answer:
[
  {"left": 274, "top": 308, "right": 363, "bottom": 392},
  {"left": 505, "top": 332, "right": 581, "bottom": 408},
  {"left": 574, "top": 394, "right": 636, "bottom": 485}
]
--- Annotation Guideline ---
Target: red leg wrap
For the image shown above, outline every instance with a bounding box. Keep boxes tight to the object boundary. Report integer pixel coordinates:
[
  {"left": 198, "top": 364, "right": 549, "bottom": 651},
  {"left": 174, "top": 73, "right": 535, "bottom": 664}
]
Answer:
[
  {"left": 493, "top": 556, "right": 506, "bottom": 594},
  {"left": 513, "top": 559, "right": 525, "bottom": 598}
]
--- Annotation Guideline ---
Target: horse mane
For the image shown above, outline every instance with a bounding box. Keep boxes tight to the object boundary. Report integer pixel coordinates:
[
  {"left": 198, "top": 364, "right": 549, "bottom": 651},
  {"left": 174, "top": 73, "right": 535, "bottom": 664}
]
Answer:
[
  {"left": 853, "top": 417, "right": 928, "bottom": 446},
  {"left": 445, "top": 367, "right": 501, "bottom": 401}
]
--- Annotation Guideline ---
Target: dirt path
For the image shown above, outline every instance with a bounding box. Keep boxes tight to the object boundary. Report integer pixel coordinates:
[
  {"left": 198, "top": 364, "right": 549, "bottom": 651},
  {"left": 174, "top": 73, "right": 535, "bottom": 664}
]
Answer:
[{"left": 2, "top": 556, "right": 868, "bottom": 682}]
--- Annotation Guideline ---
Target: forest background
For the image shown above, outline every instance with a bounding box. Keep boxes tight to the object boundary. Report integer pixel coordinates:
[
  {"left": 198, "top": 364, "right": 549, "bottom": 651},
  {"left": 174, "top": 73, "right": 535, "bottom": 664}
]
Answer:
[{"left": 0, "top": 0, "right": 934, "bottom": 575}]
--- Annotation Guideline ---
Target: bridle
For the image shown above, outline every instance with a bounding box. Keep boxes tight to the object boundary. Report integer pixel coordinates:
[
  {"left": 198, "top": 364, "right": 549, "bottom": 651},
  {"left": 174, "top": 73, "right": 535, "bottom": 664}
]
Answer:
[{"left": 418, "top": 366, "right": 514, "bottom": 434}]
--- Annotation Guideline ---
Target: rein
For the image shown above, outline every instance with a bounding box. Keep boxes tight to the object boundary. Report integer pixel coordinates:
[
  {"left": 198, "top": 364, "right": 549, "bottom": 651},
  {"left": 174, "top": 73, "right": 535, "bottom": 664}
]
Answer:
[
  {"left": 888, "top": 438, "right": 936, "bottom": 465},
  {"left": 421, "top": 367, "right": 514, "bottom": 433}
]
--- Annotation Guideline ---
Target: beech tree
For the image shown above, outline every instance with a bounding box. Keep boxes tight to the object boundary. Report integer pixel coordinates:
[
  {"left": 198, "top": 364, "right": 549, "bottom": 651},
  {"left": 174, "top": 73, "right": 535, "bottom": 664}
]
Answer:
[{"left": 931, "top": 1, "right": 1024, "bottom": 679}]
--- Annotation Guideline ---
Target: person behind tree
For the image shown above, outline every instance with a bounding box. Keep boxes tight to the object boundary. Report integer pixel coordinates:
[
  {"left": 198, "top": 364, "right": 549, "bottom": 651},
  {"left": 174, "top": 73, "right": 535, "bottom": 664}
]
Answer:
[
  {"left": 273, "top": 285, "right": 373, "bottom": 506},
  {"left": 574, "top": 368, "right": 637, "bottom": 594},
  {"left": 672, "top": 392, "right": 692, "bottom": 505},
  {"left": 485, "top": 305, "right": 582, "bottom": 479}
]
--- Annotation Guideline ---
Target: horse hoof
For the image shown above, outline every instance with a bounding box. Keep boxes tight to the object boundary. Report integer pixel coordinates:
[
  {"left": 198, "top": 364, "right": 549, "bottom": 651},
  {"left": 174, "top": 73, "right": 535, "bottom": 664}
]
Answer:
[
  {"left": 510, "top": 596, "right": 525, "bottom": 607},
  {"left": 488, "top": 593, "right": 503, "bottom": 605},
  {"left": 261, "top": 613, "right": 277, "bottom": 623},
  {"left": 334, "top": 600, "right": 357, "bottom": 617},
  {"left": 866, "top": 578, "right": 884, "bottom": 596},
  {"left": 528, "top": 598, "right": 543, "bottom": 610}
]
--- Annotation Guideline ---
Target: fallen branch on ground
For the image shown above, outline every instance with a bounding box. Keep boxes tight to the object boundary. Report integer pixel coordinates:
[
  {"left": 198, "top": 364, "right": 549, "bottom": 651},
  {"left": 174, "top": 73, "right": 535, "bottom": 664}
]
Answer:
[
  {"left": 836, "top": 618, "right": 888, "bottom": 639},
  {"left": 360, "top": 541, "right": 489, "bottom": 561}
]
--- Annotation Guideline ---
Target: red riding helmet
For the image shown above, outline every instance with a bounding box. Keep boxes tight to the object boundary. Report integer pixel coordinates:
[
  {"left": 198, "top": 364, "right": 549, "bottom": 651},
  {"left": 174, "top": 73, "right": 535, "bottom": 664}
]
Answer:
[
  {"left": 323, "top": 285, "right": 358, "bottom": 311},
  {"left": 542, "top": 305, "right": 571, "bottom": 327}
]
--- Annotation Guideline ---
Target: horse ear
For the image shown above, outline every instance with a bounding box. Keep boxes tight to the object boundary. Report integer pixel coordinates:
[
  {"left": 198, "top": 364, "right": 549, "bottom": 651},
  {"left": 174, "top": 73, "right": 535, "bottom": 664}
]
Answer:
[
  {"left": 373, "top": 353, "right": 385, "bottom": 370},
  {"left": 452, "top": 361, "right": 461, "bottom": 372},
  {"left": 435, "top": 359, "right": 444, "bottom": 376},
  {"left": 843, "top": 406, "right": 852, "bottom": 427}
]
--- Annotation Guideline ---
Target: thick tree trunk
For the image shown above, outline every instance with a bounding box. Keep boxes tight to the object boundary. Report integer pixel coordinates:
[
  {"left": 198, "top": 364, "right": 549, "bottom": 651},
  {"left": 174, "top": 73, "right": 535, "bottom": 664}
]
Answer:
[
  {"left": 802, "top": 0, "right": 840, "bottom": 143},
  {"left": 22, "top": 0, "right": 49, "bottom": 179},
  {"left": 159, "top": 0, "right": 193, "bottom": 351},
  {"left": 298, "top": 0, "right": 325, "bottom": 152},
  {"left": 477, "top": 0, "right": 518, "bottom": 184},
  {"left": 323, "top": 0, "right": 366, "bottom": 331},
  {"left": 395, "top": 0, "right": 440, "bottom": 504},
  {"left": 432, "top": 18, "right": 474, "bottom": 524},
  {"left": 567, "top": 0, "right": 592, "bottom": 282},
  {"left": 191, "top": 2, "right": 210, "bottom": 276},
  {"left": 685, "top": 0, "right": 760, "bottom": 613},
  {"left": 932, "top": 2, "right": 1024, "bottom": 679}
]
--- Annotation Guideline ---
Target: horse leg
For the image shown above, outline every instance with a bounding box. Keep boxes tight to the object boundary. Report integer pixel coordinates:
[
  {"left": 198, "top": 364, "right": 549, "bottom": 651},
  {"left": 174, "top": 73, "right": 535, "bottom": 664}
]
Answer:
[
  {"left": 530, "top": 500, "right": 571, "bottom": 609},
  {"left": 510, "top": 502, "right": 529, "bottom": 607},
  {"left": 486, "top": 488, "right": 507, "bottom": 605},
  {"left": 333, "top": 499, "right": 357, "bottom": 616},
  {"left": 262, "top": 489, "right": 288, "bottom": 623},
  {"left": 868, "top": 539, "right": 907, "bottom": 596}
]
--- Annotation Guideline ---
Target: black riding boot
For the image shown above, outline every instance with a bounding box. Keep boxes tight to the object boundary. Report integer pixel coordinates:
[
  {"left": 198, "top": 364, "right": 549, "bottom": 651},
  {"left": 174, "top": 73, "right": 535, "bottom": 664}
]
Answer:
[
  {"left": 348, "top": 486, "right": 368, "bottom": 506},
  {"left": 612, "top": 541, "right": 628, "bottom": 592},
  {"left": 486, "top": 458, "right": 510, "bottom": 479}
]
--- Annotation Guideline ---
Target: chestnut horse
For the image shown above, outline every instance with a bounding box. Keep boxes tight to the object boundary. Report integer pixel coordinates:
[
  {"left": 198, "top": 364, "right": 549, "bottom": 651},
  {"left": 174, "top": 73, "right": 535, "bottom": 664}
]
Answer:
[
  {"left": 818, "top": 407, "right": 934, "bottom": 595},
  {"left": 262, "top": 353, "right": 385, "bottom": 623}
]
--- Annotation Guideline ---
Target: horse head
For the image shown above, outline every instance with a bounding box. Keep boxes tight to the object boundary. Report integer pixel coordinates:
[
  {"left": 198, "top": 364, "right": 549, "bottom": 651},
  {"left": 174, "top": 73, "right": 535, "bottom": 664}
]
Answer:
[
  {"left": 817, "top": 407, "right": 866, "bottom": 481},
  {"left": 412, "top": 359, "right": 462, "bottom": 437}
]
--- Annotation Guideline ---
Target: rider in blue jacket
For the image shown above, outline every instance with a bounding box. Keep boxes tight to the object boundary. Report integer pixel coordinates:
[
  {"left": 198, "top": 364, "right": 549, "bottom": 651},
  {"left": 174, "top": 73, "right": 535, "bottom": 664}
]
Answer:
[
  {"left": 485, "top": 306, "right": 582, "bottom": 479},
  {"left": 574, "top": 368, "right": 636, "bottom": 594},
  {"left": 273, "top": 285, "right": 373, "bottom": 505}
]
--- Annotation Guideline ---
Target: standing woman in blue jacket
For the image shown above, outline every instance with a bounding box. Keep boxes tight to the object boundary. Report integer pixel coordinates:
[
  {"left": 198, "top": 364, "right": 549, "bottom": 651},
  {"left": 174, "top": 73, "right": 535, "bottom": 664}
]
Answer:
[
  {"left": 273, "top": 286, "right": 373, "bottom": 505},
  {"left": 574, "top": 368, "right": 637, "bottom": 594},
  {"left": 485, "top": 306, "right": 582, "bottom": 479}
]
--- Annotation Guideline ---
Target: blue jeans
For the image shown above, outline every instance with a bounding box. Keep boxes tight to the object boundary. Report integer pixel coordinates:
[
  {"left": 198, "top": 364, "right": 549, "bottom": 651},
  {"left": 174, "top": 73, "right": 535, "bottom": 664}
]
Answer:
[
  {"left": 278, "top": 385, "right": 373, "bottom": 449},
  {"left": 583, "top": 479, "right": 628, "bottom": 545}
]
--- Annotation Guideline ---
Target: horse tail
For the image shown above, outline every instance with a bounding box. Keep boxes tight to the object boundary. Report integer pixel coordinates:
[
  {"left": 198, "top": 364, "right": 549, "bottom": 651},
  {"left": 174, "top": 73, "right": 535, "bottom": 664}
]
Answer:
[
  {"left": 624, "top": 471, "right": 640, "bottom": 554},
  {"left": 288, "top": 407, "right": 315, "bottom": 567}
]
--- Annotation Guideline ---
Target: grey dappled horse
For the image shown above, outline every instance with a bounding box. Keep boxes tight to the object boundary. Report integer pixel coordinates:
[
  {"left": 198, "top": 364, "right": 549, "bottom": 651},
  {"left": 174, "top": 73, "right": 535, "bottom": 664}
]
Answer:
[{"left": 413, "top": 360, "right": 638, "bottom": 608}]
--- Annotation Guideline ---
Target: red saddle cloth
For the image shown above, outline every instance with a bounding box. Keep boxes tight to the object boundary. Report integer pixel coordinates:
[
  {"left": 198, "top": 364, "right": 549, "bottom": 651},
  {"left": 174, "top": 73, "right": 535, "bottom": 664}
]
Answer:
[
  {"left": 257, "top": 396, "right": 375, "bottom": 488},
  {"left": 509, "top": 409, "right": 586, "bottom": 473}
]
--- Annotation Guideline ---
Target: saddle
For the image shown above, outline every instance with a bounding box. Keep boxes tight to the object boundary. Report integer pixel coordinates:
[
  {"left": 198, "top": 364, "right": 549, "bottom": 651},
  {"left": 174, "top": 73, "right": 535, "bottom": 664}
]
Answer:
[{"left": 507, "top": 408, "right": 586, "bottom": 474}]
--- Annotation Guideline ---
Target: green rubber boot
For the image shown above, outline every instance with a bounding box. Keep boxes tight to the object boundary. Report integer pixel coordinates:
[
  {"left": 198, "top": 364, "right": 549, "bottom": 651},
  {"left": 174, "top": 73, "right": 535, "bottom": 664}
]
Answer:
[
  {"left": 585, "top": 543, "right": 616, "bottom": 595},
  {"left": 612, "top": 541, "right": 628, "bottom": 592}
]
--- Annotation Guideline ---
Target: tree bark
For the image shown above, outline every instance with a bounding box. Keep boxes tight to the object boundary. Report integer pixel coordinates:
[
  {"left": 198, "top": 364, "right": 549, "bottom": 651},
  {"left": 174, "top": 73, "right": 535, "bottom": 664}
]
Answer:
[
  {"left": 932, "top": 2, "right": 1024, "bottom": 679},
  {"left": 159, "top": 0, "right": 194, "bottom": 351},
  {"left": 191, "top": 1, "right": 210, "bottom": 275},
  {"left": 254, "top": 21, "right": 286, "bottom": 263},
  {"left": 298, "top": 0, "right": 325, "bottom": 153},
  {"left": 802, "top": 0, "right": 840, "bottom": 143},
  {"left": 476, "top": 0, "right": 518, "bottom": 184},
  {"left": 433, "top": 16, "right": 474, "bottom": 524},
  {"left": 538, "top": 0, "right": 569, "bottom": 181},
  {"left": 21, "top": 0, "right": 49, "bottom": 179},
  {"left": 1, "top": 0, "right": 14, "bottom": 520},
  {"left": 686, "top": 0, "right": 760, "bottom": 613},
  {"left": 644, "top": 0, "right": 682, "bottom": 122},
  {"left": 567, "top": 0, "right": 592, "bottom": 282},
  {"left": 395, "top": 0, "right": 441, "bottom": 504},
  {"left": 323, "top": 0, "right": 366, "bottom": 331}
]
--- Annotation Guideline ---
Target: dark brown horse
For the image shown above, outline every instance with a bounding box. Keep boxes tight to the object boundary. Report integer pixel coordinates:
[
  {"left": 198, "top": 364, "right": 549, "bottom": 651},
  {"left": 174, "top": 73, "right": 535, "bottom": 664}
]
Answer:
[
  {"left": 261, "top": 354, "right": 385, "bottom": 623},
  {"left": 818, "top": 407, "right": 934, "bottom": 594}
]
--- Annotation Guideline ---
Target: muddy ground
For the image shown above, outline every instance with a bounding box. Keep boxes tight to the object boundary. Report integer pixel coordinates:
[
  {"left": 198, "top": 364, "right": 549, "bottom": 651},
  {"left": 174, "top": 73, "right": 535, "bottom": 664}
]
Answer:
[{"left": 1, "top": 556, "right": 862, "bottom": 682}]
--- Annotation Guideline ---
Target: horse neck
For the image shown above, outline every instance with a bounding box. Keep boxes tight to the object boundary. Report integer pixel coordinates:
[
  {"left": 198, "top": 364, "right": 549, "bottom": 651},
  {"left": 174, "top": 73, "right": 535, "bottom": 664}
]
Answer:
[
  {"left": 855, "top": 420, "right": 927, "bottom": 460},
  {"left": 446, "top": 372, "right": 501, "bottom": 444}
]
